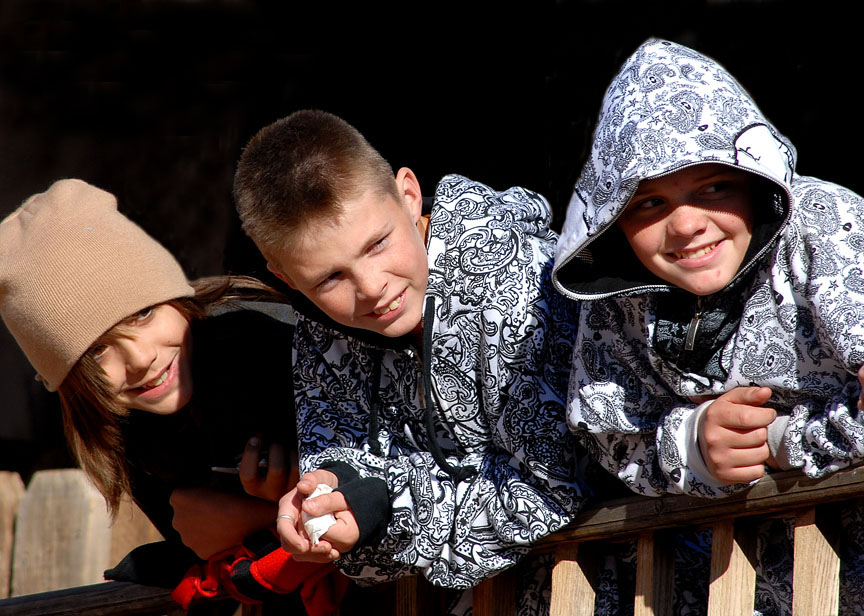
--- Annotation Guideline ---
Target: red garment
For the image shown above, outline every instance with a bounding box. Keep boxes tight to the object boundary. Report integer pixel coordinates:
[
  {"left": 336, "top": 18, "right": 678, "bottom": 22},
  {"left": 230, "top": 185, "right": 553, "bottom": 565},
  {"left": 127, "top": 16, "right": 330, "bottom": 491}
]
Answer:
[{"left": 171, "top": 542, "right": 348, "bottom": 616}]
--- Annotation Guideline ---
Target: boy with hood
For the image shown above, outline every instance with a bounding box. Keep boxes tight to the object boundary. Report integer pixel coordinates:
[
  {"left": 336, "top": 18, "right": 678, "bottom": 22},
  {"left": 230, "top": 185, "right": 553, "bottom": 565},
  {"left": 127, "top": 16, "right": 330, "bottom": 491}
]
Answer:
[{"left": 553, "top": 38, "right": 864, "bottom": 499}]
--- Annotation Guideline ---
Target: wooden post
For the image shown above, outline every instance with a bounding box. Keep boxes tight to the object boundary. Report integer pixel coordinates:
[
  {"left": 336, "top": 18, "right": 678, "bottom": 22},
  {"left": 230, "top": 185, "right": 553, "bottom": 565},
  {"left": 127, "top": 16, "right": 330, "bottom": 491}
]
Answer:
[
  {"left": 707, "top": 519, "right": 756, "bottom": 616},
  {"left": 0, "top": 472, "right": 25, "bottom": 598},
  {"left": 792, "top": 508, "right": 839, "bottom": 615},
  {"left": 10, "top": 469, "right": 112, "bottom": 596},
  {"left": 634, "top": 530, "right": 674, "bottom": 616},
  {"left": 550, "top": 543, "right": 595, "bottom": 616},
  {"left": 472, "top": 567, "right": 515, "bottom": 616},
  {"left": 395, "top": 576, "right": 444, "bottom": 616}
]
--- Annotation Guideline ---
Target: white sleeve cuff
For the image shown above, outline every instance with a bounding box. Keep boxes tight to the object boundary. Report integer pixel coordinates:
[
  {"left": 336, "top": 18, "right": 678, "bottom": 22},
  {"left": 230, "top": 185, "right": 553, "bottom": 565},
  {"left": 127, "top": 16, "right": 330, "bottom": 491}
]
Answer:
[{"left": 681, "top": 400, "right": 716, "bottom": 485}]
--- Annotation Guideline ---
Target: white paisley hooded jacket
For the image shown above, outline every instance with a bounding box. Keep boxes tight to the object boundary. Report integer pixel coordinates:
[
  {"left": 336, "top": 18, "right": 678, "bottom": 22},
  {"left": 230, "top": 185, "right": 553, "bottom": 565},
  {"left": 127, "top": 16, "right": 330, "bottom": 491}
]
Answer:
[
  {"left": 291, "top": 174, "right": 588, "bottom": 593},
  {"left": 552, "top": 39, "right": 864, "bottom": 499}
]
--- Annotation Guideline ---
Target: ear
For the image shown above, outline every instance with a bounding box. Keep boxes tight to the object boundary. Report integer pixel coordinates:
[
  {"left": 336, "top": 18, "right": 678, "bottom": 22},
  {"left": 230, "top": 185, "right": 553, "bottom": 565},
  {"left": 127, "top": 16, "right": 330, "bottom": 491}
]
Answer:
[
  {"left": 266, "top": 261, "right": 297, "bottom": 290},
  {"left": 394, "top": 167, "right": 423, "bottom": 222}
]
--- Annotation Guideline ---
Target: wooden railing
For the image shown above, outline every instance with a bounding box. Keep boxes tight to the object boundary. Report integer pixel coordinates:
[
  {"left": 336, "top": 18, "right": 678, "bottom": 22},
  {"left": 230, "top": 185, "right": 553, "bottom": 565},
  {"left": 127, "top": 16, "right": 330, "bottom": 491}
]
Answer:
[{"left": 2, "top": 465, "right": 861, "bottom": 615}]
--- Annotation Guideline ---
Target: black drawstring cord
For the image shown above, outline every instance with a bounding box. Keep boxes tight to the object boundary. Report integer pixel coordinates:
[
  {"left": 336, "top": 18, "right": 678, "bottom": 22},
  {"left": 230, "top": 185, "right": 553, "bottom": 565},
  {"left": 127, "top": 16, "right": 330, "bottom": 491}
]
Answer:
[
  {"left": 367, "top": 356, "right": 383, "bottom": 456},
  {"left": 421, "top": 296, "right": 476, "bottom": 482}
]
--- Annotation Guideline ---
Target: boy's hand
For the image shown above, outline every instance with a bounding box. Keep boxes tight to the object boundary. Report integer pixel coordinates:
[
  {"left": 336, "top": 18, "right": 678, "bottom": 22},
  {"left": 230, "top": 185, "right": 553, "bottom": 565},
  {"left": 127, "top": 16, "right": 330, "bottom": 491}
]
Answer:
[
  {"left": 698, "top": 386, "right": 775, "bottom": 485},
  {"left": 276, "top": 469, "right": 359, "bottom": 562},
  {"left": 857, "top": 365, "right": 864, "bottom": 412},
  {"left": 170, "top": 487, "right": 276, "bottom": 558},
  {"left": 239, "top": 437, "right": 296, "bottom": 503}
]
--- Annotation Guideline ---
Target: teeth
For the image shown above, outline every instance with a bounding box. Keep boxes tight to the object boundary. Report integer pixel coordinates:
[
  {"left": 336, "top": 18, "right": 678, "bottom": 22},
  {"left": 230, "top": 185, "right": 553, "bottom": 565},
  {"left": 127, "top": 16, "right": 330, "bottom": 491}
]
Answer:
[
  {"left": 374, "top": 296, "right": 403, "bottom": 315},
  {"left": 142, "top": 370, "right": 168, "bottom": 389},
  {"left": 674, "top": 242, "right": 717, "bottom": 260}
]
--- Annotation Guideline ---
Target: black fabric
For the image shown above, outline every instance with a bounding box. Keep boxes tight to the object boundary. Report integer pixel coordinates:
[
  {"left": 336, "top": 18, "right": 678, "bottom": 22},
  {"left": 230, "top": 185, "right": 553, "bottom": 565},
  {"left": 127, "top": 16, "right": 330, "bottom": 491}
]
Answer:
[
  {"left": 124, "top": 309, "right": 295, "bottom": 535},
  {"left": 333, "top": 476, "right": 390, "bottom": 548},
  {"left": 321, "top": 460, "right": 390, "bottom": 548},
  {"left": 117, "top": 309, "right": 296, "bottom": 600},
  {"left": 104, "top": 540, "right": 198, "bottom": 588}
]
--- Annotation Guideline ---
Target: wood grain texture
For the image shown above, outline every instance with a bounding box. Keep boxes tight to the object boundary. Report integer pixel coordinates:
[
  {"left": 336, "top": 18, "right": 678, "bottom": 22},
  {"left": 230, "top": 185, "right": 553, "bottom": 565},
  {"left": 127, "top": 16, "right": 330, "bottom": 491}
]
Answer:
[
  {"left": 707, "top": 519, "right": 755, "bottom": 616},
  {"left": 0, "top": 472, "right": 25, "bottom": 599},
  {"left": 792, "top": 508, "right": 839, "bottom": 616},
  {"left": 10, "top": 469, "right": 111, "bottom": 596}
]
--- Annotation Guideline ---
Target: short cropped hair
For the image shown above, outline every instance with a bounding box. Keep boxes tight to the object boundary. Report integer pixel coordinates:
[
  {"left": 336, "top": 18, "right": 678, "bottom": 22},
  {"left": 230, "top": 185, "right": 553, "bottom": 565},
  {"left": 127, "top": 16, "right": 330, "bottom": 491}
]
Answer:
[{"left": 234, "top": 110, "right": 399, "bottom": 256}]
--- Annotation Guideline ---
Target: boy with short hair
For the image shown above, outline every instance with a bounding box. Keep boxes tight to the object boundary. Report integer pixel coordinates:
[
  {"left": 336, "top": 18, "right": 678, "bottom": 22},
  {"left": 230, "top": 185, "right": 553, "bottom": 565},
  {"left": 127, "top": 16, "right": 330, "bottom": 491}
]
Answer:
[{"left": 234, "top": 110, "right": 588, "bottom": 604}]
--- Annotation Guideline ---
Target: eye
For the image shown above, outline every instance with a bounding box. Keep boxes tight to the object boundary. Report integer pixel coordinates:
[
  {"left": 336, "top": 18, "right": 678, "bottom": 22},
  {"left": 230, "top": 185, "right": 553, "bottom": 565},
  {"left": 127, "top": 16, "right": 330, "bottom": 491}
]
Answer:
[
  {"left": 703, "top": 181, "right": 733, "bottom": 195},
  {"left": 369, "top": 235, "right": 389, "bottom": 253},
  {"left": 122, "top": 307, "right": 154, "bottom": 325},
  {"left": 89, "top": 344, "right": 109, "bottom": 361},
  {"left": 630, "top": 197, "right": 665, "bottom": 211},
  {"left": 316, "top": 272, "right": 340, "bottom": 291},
  {"left": 134, "top": 307, "right": 154, "bottom": 321}
]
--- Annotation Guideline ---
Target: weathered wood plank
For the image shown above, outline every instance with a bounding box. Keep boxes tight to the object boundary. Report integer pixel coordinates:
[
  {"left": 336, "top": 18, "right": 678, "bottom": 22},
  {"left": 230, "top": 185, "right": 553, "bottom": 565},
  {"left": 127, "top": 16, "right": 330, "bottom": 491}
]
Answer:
[
  {"left": 11, "top": 469, "right": 112, "bottom": 595},
  {"left": 540, "top": 465, "right": 864, "bottom": 547},
  {"left": 792, "top": 508, "right": 839, "bottom": 616},
  {"left": 707, "top": 519, "right": 755, "bottom": 616},
  {"left": 634, "top": 531, "right": 674, "bottom": 616},
  {"left": 550, "top": 543, "right": 594, "bottom": 616},
  {"left": 473, "top": 567, "right": 515, "bottom": 616},
  {"left": 0, "top": 581, "right": 182, "bottom": 615},
  {"left": 0, "top": 472, "right": 25, "bottom": 599}
]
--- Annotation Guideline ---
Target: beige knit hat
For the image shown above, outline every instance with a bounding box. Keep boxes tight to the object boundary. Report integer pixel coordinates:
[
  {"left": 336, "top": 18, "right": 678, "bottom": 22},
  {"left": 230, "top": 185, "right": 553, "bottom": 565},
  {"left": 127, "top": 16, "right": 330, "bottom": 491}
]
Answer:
[{"left": 0, "top": 179, "right": 194, "bottom": 391}]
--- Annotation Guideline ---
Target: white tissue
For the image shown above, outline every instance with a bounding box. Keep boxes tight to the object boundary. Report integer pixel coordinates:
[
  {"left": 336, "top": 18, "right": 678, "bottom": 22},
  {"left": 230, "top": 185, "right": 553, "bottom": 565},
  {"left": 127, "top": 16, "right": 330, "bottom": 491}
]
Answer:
[{"left": 302, "top": 483, "right": 338, "bottom": 545}]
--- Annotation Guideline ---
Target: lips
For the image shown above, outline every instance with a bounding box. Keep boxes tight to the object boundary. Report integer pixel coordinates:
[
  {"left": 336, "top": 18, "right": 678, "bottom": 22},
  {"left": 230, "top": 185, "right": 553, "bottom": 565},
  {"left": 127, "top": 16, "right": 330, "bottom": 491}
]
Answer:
[
  {"left": 671, "top": 241, "right": 719, "bottom": 260},
  {"left": 372, "top": 292, "right": 404, "bottom": 316},
  {"left": 128, "top": 355, "right": 177, "bottom": 398}
]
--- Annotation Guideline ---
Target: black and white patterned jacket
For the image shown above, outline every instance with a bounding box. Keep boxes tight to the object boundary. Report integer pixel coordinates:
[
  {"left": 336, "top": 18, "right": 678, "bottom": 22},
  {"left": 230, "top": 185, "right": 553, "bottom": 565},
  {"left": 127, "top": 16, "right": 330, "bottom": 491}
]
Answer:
[
  {"left": 552, "top": 39, "right": 864, "bottom": 498},
  {"left": 292, "top": 174, "right": 587, "bottom": 589}
]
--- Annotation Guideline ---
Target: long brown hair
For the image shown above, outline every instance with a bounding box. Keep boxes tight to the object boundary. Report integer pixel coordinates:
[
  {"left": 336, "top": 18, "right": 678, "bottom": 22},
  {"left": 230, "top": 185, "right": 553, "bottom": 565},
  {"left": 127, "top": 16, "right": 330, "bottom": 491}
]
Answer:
[{"left": 57, "top": 275, "right": 287, "bottom": 516}]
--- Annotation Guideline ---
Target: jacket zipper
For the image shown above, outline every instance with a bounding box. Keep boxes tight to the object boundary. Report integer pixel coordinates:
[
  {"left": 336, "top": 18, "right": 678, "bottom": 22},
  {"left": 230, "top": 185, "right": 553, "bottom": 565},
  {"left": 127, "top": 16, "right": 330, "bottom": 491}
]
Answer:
[{"left": 684, "top": 297, "right": 702, "bottom": 351}]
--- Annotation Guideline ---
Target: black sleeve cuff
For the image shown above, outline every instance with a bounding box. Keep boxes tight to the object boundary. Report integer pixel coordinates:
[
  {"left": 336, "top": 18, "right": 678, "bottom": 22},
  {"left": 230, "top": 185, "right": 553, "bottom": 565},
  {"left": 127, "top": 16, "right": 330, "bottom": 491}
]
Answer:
[
  {"left": 319, "top": 460, "right": 361, "bottom": 485},
  {"left": 334, "top": 476, "right": 390, "bottom": 548}
]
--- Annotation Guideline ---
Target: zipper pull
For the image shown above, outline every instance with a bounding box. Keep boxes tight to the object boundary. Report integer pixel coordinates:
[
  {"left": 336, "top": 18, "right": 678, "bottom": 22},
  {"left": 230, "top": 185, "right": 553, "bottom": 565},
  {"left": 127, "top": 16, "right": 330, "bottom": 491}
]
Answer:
[
  {"left": 684, "top": 298, "right": 703, "bottom": 352},
  {"left": 684, "top": 312, "right": 701, "bottom": 351}
]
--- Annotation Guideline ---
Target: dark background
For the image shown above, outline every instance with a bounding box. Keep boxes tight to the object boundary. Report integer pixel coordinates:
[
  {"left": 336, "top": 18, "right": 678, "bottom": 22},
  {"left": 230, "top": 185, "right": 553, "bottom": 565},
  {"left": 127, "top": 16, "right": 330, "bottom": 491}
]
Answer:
[{"left": 0, "top": 0, "right": 858, "bottom": 479}]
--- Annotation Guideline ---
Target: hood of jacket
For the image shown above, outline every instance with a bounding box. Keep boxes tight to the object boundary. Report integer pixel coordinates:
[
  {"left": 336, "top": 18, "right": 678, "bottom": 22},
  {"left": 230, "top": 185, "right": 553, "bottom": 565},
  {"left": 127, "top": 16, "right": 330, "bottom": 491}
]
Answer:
[{"left": 553, "top": 39, "right": 795, "bottom": 300}]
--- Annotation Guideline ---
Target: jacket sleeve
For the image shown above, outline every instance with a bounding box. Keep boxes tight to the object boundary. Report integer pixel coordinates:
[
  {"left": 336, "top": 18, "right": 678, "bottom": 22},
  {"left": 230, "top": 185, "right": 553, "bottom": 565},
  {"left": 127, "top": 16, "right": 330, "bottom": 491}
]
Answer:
[
  {"left": 566, "top": 297, "right": 748, "bottom": 498},
  {"left": 772, "top": 176, "right": 864, "bottom": 478}
]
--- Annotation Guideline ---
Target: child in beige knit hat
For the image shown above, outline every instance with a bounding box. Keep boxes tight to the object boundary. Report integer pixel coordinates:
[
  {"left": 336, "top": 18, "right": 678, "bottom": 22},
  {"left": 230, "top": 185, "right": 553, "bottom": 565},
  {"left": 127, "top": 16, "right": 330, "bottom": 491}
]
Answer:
[{"left": 0, "top": 179, "right": 347, "bottom": 612}]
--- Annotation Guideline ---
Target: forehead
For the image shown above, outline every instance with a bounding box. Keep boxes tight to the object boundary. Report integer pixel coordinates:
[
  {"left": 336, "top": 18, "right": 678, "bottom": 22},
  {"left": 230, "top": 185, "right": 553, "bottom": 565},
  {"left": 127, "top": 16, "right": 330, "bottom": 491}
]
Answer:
[
  {"left": 635, "top": 163, "right": 753, "bottom": 194},
  {"left": 271, "top": 191, "right": 404, "bottom": 271}
]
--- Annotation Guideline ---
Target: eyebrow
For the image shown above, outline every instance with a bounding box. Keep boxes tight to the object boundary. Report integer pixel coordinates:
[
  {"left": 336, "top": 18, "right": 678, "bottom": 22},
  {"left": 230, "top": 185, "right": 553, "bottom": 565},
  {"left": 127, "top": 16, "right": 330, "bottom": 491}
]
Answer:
[{"left": 305, "top": 221, "right": 393, "bottom": 286}]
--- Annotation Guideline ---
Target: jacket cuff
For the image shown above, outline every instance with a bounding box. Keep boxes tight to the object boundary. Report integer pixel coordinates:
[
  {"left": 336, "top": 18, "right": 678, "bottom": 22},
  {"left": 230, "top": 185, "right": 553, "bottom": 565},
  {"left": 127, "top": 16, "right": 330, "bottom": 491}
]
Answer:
[
  {"left": 319, "top": 460, "right": 361, "bottom": 485},
  {"left": 766, "top": 414, "right": 792, "bottom": 470},
  {"left": 682, "top": 400, "right": 720, "bottom": 486},
  {"left": 334, "top": 476, "right": 390, "bottom": 548}
]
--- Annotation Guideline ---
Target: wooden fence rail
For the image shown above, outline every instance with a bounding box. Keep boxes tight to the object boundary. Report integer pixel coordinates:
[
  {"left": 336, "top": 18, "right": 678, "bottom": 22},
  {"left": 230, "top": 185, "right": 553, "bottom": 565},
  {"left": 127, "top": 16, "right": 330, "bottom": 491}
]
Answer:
[{"left": 1, "top": 465, "right": 861, "bottom": 615}]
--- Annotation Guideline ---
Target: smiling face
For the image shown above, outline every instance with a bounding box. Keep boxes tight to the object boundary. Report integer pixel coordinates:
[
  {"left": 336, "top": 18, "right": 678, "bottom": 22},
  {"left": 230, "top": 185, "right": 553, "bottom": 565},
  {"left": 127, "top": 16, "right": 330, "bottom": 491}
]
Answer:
[
  {"left": 268, "top": 168, "right": 429, "bottom": 338},
  {"left": 616, "top": 163, "right": 755, "bottom": 296},
  {"left": 90, "top": 303, "right": 193, "bottom": 414}
]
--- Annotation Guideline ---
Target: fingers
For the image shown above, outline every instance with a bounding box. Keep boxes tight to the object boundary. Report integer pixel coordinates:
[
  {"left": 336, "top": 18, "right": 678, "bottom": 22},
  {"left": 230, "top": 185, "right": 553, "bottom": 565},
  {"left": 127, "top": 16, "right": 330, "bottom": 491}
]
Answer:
[
  {"left": 713, "top": 387, "right": 775, "bottom": 429},
  {"left": 857, "top": 365, "right": 864, "bottom": 411},
  {"left": 240, "top": 438, "right": 288, "bottom": 502},
  {"left": 296, "top": 469, "right": 339, "bottom": 495},
  {"left": 302, "top": 489, "right": 348, "bottom": 517},
  {"left": 276, "top": 489, "right": 342, "bottom": 562}
]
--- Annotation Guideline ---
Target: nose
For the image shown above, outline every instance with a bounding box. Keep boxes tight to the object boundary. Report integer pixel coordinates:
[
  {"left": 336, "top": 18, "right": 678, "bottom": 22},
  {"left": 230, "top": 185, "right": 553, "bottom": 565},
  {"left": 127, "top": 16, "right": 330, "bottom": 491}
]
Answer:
[
  {"left": 354, "top": 268, "right": 386, "bottom": 301},
  {"left": 667, "top": 204, "right": 708, "bottom": 237},
  {"left": 117, "top": 336, "right": 157, "bottom": 376}
]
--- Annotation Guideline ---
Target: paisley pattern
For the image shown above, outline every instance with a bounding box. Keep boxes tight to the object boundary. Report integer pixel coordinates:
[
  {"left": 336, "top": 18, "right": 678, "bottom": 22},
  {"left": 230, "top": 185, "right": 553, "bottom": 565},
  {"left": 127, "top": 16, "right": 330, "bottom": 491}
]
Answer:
[
  {"left": 553, "top": 38, "right": 864, "bottom": 498},
  {"left": 292, "top": 175, "right": 586, "bottom": 600}
]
